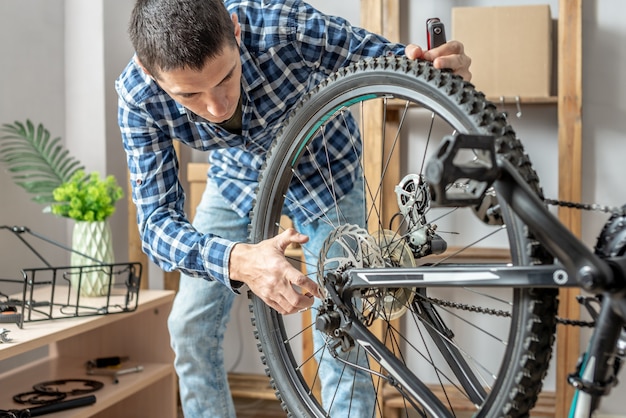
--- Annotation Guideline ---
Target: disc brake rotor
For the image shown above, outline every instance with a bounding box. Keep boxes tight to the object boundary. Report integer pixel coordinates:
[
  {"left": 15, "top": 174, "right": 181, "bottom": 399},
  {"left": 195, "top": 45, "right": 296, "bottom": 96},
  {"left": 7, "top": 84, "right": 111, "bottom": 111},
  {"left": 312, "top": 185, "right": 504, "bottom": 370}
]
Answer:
[
  {"left": 317, "top": 224, "right": 384, "bottom": 291},
  {"left": 317, "top": 225, "right": 416, "bottom": 321}
]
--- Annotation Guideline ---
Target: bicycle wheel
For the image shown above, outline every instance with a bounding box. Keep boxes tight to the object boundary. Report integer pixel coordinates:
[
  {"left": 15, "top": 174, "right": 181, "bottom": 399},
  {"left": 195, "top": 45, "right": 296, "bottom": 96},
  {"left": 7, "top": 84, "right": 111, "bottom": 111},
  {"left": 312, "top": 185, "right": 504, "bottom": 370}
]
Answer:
[{"left": 248, "top": 56, "right": 558, "bottom": 417}]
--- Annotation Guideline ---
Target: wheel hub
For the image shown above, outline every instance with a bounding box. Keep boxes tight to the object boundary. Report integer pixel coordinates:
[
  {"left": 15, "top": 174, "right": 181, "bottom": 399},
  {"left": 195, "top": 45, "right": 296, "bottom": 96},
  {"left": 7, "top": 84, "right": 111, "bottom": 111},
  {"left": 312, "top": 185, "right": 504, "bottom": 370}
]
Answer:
[{"left": 317, "top": 226, "right": 416, "bottom": 322}]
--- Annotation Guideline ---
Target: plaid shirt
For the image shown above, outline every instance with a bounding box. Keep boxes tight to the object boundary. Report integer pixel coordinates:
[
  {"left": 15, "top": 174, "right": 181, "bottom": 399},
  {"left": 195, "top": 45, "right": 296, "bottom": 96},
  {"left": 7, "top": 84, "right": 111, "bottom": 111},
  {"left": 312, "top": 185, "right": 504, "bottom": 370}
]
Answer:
[{"left": 116, "top": 0, "right": 405, "bottom": 288}]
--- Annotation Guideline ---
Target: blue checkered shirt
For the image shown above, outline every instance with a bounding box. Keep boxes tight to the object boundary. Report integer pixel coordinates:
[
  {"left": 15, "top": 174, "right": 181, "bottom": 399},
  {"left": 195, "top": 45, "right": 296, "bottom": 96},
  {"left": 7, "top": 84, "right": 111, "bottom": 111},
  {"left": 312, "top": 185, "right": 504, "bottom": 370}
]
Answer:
[{"left": 116, "top": 0, "right": 405, "bottom": 288}]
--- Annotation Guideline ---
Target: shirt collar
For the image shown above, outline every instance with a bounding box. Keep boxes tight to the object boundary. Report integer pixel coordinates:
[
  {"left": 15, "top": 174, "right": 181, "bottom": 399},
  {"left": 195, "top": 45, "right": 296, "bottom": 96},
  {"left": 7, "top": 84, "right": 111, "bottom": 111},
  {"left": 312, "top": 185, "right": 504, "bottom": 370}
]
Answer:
[
  {"left": 183, "top": 108, "right": 211, "bottom": 124},
  {"left": 239, "top": 42, "right": 265, "bottom": 93}
]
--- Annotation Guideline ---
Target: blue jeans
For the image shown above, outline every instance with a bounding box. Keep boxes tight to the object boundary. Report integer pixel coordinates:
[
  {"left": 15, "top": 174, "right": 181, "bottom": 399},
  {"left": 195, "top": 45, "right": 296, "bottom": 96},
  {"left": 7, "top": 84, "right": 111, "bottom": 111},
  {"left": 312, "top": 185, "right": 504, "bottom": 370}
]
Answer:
[{"left": 168, "top": 177, "right": 375, "bottom": 417}]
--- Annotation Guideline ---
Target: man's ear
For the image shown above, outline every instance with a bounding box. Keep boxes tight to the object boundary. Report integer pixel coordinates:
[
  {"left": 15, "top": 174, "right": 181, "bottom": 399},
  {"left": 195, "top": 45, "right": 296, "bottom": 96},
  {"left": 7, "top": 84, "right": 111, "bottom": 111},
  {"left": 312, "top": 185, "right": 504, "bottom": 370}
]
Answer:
[
  {"left": 134, "top": 55, "right": 154, "bottom": 79},
  {"left": 231, "top": 13, "right": 241, "bottom": 46}
]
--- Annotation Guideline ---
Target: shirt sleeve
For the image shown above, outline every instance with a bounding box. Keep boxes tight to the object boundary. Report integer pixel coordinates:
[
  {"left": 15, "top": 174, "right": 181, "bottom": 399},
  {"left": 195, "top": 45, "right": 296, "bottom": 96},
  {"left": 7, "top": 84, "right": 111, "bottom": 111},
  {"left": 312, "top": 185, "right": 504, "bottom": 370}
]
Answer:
[
  {"left": 115, "top": 72, "right": 238, "bottom": 291},
  {"left": 293, "top": 0, "right": 407, "bottom": 74}
]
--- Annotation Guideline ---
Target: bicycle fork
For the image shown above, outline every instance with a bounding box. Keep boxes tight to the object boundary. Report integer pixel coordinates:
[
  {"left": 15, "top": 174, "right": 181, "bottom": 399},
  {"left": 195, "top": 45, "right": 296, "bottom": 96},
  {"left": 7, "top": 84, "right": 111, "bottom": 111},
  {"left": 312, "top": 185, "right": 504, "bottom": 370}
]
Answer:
[
  {"left": 317, "top": 271, "right": 471, "bottom": 418},
  {"left": 568, "top": 294, "right": 625, "bottom": 417}
]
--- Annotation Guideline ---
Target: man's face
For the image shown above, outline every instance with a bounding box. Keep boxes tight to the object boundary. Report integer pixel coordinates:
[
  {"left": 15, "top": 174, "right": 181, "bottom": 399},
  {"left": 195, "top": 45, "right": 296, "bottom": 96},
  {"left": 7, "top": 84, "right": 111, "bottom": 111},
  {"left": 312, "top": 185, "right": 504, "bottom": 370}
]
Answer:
[{"left": 155, "top": 42, "right": 242, "bottom": 124}]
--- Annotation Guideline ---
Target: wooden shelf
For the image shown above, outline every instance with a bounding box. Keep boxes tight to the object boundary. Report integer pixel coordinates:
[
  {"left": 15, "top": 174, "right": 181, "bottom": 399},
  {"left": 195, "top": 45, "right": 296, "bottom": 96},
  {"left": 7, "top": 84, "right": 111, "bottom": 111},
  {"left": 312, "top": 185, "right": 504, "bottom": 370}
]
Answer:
[
  {"left": 487, "top": 96, "right": 558, "bottom": 105},
  {"left": 423, "top": 246, "right": 511, "bottom": 263},
  {"left": 1, "top": 358, "right": 173, "bottom": 417},
  {"left": 386, "top": 96, "right": 557, "bottom": 113},
  {"left": 0, "top": 289, "right": 176, "bottom": 418}
]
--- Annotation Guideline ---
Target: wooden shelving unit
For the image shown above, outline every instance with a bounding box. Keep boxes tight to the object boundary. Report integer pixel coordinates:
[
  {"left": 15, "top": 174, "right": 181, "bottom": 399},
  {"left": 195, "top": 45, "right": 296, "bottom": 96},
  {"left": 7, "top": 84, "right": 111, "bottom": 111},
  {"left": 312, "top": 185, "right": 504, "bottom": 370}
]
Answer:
[{"left": 0, "top": 289, "right": 176, "bottom": 418}]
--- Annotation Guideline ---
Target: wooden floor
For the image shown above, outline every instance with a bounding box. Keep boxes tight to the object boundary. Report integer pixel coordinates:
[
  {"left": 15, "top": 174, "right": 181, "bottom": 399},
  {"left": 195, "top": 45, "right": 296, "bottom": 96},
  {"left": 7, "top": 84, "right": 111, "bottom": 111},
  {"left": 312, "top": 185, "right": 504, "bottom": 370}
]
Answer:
[
  {"left": 177, "top": 398, "right": 286, "bottom": 418},
  {"left": 234, "top": 398, "right": 287, "bottom": 417}
]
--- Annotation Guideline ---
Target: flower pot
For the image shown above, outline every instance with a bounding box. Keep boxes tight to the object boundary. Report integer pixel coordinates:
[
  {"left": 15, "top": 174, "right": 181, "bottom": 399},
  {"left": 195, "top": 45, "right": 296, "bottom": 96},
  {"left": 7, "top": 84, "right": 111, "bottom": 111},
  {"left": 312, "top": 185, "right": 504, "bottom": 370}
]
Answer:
[{"left": 70, "top": 220, "right": 114, "bottom": 297}]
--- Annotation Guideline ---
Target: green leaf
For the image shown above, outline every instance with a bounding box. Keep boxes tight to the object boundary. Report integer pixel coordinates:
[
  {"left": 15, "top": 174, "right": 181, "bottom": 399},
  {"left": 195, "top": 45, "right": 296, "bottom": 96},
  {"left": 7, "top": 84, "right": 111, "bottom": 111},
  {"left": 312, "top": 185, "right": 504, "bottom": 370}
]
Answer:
[
  {"left": 0, "top": 119, "right": 85, "bottom": 203},
  {"left": 58, "top": 160, "right": 82, "bottom": 178},
  {"left": 18, "top": 180, "right": 62, "bottom": 193},
  {"left": 12, "top": 173, "right": 58, "bottom": 181}
]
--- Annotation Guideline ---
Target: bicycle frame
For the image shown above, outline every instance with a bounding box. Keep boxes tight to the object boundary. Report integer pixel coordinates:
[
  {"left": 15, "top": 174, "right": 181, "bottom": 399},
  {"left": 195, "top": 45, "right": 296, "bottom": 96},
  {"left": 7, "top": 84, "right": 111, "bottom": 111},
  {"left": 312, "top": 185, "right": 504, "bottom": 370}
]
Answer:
[{"left": 326, "top": 133, "right": 626, "bottom": 417}]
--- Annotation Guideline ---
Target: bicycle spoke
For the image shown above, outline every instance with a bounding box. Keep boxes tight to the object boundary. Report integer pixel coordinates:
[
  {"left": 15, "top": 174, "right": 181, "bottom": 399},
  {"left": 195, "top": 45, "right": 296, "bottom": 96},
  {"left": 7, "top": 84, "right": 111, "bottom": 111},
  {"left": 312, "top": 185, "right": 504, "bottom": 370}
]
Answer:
[{"left": 249, "top": 57, "right": 557, "bottom": 418}]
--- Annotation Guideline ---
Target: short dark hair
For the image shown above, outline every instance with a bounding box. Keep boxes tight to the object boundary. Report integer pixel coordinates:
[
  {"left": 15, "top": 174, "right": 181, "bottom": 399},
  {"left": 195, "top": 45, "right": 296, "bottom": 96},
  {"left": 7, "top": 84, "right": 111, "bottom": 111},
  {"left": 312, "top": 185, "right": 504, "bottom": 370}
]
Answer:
[{"left": 129, "top": 0, "right": 236, "bottom": 77}]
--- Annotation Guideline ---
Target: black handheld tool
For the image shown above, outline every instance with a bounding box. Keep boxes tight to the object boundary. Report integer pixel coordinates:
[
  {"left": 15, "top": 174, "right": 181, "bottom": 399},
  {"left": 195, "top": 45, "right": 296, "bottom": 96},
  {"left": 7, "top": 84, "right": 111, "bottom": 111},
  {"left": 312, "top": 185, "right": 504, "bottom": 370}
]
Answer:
[{"left": 426, "top": 17, "right": 446, "bottom": 49}]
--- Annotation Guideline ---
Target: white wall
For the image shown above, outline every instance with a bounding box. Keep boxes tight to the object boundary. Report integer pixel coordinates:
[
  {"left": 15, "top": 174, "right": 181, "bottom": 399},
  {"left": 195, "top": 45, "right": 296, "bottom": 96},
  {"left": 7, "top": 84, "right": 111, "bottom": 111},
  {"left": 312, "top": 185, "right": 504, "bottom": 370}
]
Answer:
[
  {"left": 2, "top": 0, "right": 626, "bottom": 415},
  {"left": 0, "top": 1, "right": 67, "bottom": 291},
  {"left": 63, "top": 0, "right": 135, "bottom": 266},
  {"left": 579, "top": 2, "right": 626, "bottom": 413},
  {"left": 0, "top": 0, "right": 135, "bottom": 289}
]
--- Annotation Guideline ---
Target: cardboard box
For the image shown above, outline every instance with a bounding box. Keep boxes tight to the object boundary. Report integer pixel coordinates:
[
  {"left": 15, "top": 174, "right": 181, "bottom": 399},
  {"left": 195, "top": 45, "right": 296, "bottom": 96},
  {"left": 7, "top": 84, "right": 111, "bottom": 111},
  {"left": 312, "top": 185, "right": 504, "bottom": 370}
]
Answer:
[{"left": 452, "top": 5, "right": 553, "bottom": 98}]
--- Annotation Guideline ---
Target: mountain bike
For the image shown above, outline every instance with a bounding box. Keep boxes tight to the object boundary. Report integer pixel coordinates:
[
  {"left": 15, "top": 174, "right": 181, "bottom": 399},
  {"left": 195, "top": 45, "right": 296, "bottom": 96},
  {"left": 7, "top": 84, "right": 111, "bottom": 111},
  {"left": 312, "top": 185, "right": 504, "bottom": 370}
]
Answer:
[{"left": 247, "top": 55, "right": 626, "bottom": 417}]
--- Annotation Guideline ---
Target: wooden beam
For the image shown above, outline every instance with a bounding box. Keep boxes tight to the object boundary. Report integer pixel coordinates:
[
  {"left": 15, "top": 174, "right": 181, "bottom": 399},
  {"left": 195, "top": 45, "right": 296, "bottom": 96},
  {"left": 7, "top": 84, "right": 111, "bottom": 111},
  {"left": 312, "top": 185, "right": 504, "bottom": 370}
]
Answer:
[
  {"left": 361, "top": 0, "right": 399, "bottom": 43},
  {"left": 382, "top": 0, "right": 400, "bottom": 43},
  {"left": 127, "top": 170, "right": 149, "bottom": 289},
  {"left": 555, "top": 0, "right": 583, "bottom": 416}
]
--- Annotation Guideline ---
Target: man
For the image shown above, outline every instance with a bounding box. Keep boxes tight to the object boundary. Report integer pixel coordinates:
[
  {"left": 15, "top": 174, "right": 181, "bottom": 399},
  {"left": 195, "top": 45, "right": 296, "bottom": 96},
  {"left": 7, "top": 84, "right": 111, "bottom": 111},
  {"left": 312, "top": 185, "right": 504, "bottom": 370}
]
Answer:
[{"left": 117, "top": 0, "right": 471, "bottom": 416}]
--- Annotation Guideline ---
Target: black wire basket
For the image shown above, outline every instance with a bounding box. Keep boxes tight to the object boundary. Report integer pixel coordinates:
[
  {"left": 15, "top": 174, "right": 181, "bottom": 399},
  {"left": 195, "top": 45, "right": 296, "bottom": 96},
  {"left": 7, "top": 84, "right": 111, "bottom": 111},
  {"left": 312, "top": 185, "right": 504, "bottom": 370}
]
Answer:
[{"left": 1, "top": 225, "right": 141, "bottom": 328}]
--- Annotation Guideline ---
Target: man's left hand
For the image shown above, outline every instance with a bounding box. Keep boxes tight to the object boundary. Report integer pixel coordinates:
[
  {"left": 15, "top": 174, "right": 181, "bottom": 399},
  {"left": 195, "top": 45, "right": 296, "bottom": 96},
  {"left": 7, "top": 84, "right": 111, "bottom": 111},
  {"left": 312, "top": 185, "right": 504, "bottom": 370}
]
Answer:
[{"left": 405, "top": 41, "right": 472, "bottom": 81}]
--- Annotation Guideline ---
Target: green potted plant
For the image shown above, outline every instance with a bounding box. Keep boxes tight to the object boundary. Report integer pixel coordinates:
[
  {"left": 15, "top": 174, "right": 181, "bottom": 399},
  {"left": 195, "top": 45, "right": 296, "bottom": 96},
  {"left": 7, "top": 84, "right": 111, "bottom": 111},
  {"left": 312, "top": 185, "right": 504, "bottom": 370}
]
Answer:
[
  {"left": 51, "top": 170, "right": 123, "bottom": 222},
  {"left": 0, "top": 120, "right": 123, "bottom": 296}
]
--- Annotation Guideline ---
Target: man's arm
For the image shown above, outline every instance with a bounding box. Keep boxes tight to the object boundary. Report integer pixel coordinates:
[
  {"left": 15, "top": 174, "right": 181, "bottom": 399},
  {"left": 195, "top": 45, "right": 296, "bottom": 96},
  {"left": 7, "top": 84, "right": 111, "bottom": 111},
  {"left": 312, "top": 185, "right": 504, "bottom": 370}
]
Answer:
[{"left": 116, "top": 67, "right": 238, "bottom": 290}]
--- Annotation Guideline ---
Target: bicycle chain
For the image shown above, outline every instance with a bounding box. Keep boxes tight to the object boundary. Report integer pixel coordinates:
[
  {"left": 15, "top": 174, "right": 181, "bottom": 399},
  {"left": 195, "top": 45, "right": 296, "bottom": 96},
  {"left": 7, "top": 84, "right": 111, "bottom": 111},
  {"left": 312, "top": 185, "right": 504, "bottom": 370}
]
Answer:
[
  {"left": 424, "top": 296, "right": 596, "bottom": 327},
  {"left": 424, "top": 296, "right": 511, "bottom": 318},
  {"left": 419, "top": 197, "right": 618, "bottom": 328},
  {"left": 546, "top": 197, "right": 619, "bottom": 326},
  {"left": 543, "top": 198, "right": 626, "bottom": 216}
]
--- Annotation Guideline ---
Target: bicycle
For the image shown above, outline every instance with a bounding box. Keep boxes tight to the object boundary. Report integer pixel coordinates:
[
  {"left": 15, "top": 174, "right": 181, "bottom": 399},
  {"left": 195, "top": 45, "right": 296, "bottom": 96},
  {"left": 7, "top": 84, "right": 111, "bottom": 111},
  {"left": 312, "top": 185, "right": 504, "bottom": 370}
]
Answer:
[{"left": 246, "top": 55, "right": 626, "bottom": 417}]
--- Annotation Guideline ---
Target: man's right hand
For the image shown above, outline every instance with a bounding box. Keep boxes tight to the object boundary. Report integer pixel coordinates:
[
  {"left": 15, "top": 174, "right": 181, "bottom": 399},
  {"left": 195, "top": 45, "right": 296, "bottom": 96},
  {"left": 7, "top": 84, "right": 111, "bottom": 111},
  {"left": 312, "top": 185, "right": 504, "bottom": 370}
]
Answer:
[{"left": 229, "top": 228, "right": 321, "bottom": 315}]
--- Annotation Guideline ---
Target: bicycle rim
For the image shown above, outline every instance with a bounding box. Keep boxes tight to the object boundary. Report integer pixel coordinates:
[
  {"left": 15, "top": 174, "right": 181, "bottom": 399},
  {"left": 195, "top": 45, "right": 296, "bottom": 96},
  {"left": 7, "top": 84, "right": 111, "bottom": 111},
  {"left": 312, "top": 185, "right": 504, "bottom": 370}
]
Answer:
[{"left": 249, "top": 56, "right": 558, "bottom": 417}]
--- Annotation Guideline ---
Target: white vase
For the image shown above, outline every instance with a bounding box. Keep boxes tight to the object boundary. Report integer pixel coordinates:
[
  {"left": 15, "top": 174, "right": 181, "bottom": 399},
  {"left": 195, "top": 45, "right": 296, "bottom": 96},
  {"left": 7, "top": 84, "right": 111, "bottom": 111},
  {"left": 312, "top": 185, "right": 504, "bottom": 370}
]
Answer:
[{"left": 70, "top": 220, "right": 114, "bottom": 297}]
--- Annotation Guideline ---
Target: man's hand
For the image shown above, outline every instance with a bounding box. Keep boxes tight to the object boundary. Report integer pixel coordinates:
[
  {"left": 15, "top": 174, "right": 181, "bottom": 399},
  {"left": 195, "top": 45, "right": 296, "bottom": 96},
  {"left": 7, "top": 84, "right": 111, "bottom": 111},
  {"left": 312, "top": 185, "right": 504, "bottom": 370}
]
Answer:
[
  {"left": 405, "top": 41, "right": 472, "bottom": 81},
  {"left": 229, "top": 228, "right": 321, "bottom": 315}
]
